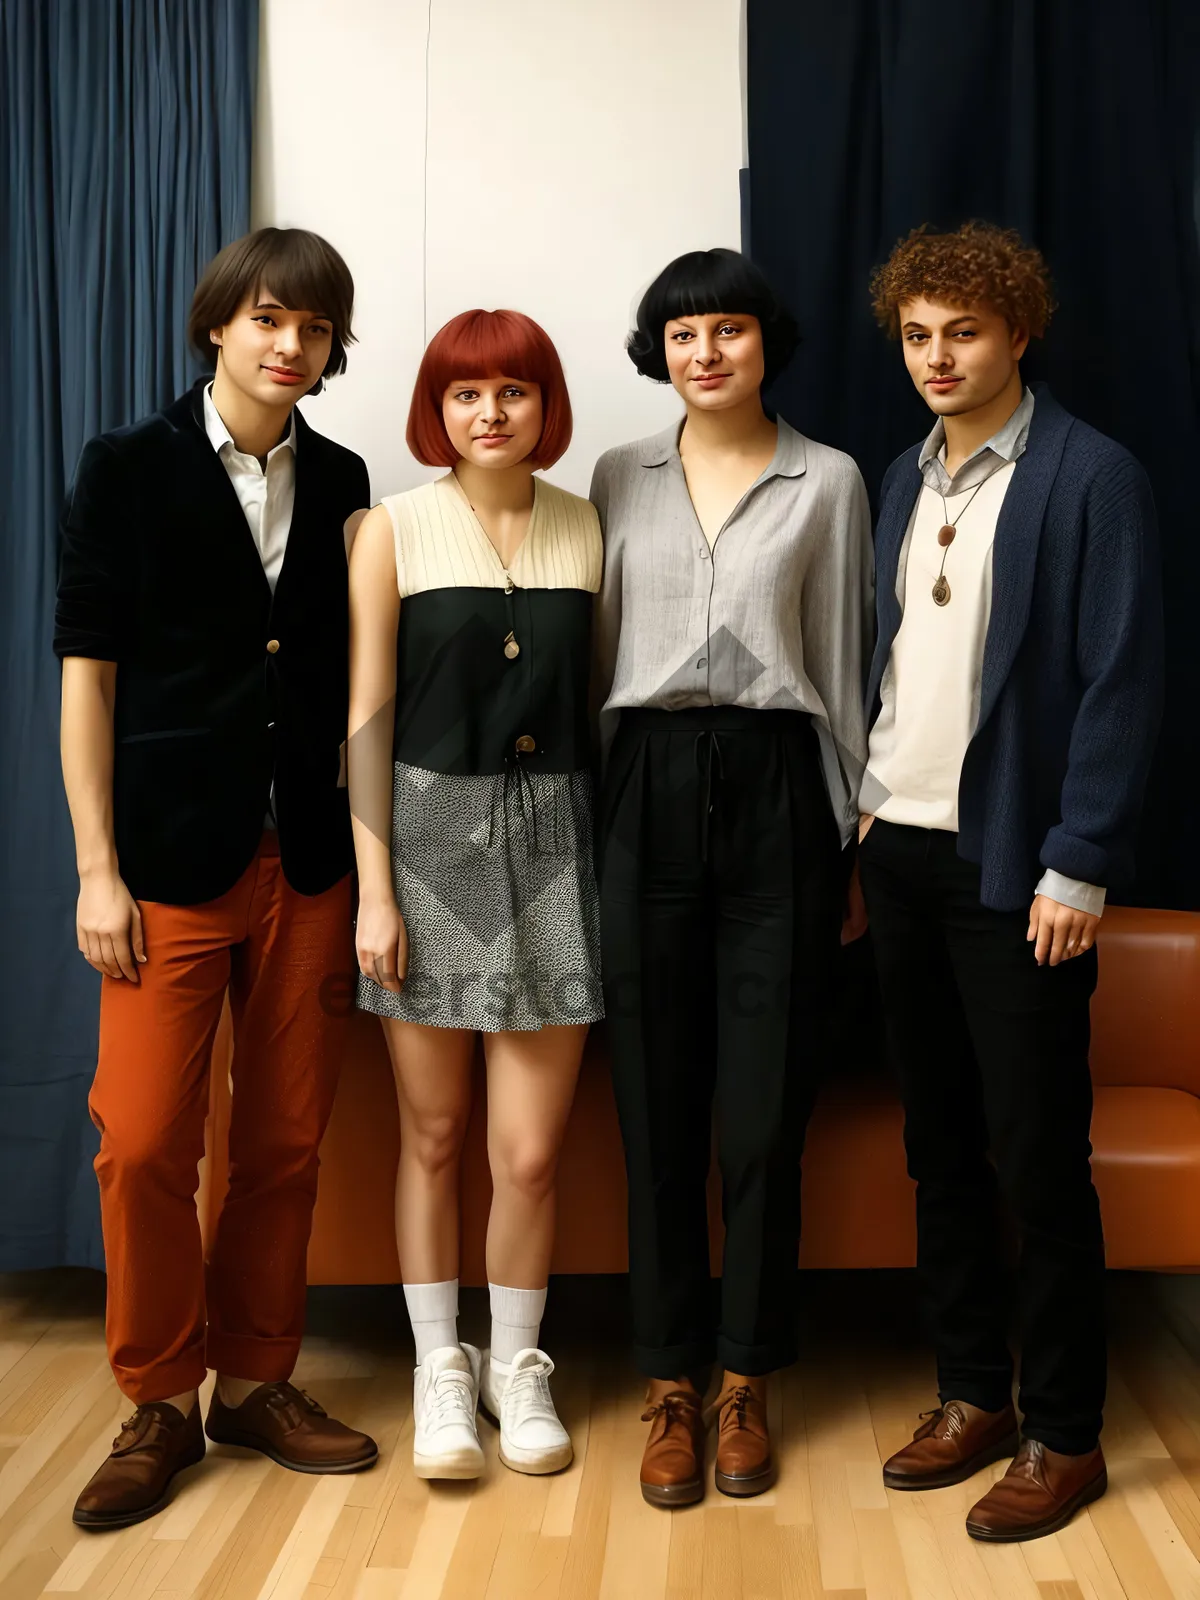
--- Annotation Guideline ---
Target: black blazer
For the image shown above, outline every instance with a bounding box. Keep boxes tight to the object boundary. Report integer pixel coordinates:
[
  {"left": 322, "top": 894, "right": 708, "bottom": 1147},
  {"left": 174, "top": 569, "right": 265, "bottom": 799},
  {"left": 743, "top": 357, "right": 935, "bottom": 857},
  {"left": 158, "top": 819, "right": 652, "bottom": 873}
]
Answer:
[{"left": 54, "top": 382, "right": 370, "bottom": 904}]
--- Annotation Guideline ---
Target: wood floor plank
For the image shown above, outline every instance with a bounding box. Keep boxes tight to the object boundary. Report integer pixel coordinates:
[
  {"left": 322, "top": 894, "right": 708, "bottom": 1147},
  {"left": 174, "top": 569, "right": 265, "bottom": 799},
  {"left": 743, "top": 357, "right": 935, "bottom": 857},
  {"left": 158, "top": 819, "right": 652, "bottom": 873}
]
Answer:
[
  {"left": 191, "top": 1467, "right": 321, "bottom": 1600},
  {"left": 428, "top": 1482, "right": 503, "bottom": 1600},
  {"left": 734, "top": 1506, "right": 781, "bottom": 1600},
  {"left": 665, "top": 1504, "right": 705, "bottom": 1600},
  {"left": 1119, "top": 1471, "right": 1200, "bottom": 1600},
  {"left": 851, "top": 1505, "right": 911, "bottom": 1599},
  {"left": 1052, "top": 1513, "right": 1130, "bottom": 1600},
  {"left": 395, "top": 1484, "right": 474, "bottom": 1600},
  {"left": 557, "top": 1371, "right": 616, "bottom": 1600},
  {"left": 772, "top": 1364, "right": 813, "bottom": 1527},
  {"left": 541, "top": 1359, "right": 591, "bottom": 1541},
  {"left": 1089, "top": 1483, "right": 1179, "bottom": 1600},
  {"left": 887, "top": 1495, "right": 957, "bottom": 1600},
  {"left": 595, "top": 1388, "right": 669, "bottom": 1600},
  {"left": 3, "top": 1547, "right": 64, "bottom": 1600},
  {"left": 775, "top": 1522, "right": 823, "bottom": 1600},
  {"left": 1023, "top": 1533, "right": 1079, "bottom": 1584},
  {"left": 148, "top": 1457, "right": 272, "bottom": 1598},
  {"left": 0, "top": 1387, "right": 131, "bottom": 1588},
  {"left": 252, "top": 1475, "right": 351, "bottom": 1600},
  {"left": 700, "top": 1507, "right": 740, "bottom": 1600}
]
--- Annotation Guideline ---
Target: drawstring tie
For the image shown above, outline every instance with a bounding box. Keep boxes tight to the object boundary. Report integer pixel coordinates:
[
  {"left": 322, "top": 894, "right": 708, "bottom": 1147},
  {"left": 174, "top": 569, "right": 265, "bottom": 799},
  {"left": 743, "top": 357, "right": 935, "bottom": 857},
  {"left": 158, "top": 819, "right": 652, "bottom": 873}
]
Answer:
[
  {"left": 486, "top": 754, "right": 570, "bottom": 855},
  {"left": 487, "top": 754, "right": 539, "bottom": 852},
  {"left": 695, "top": 730, "right": 725, "bottom": 862}
]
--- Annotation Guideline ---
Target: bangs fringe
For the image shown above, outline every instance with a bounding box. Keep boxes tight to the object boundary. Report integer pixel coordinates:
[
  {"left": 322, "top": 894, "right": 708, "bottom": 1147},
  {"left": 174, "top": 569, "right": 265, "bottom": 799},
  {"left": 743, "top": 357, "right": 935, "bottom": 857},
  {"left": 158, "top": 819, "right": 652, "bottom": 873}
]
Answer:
[{"left": 421, "top": 309, "right": 560, "bottom": 391}]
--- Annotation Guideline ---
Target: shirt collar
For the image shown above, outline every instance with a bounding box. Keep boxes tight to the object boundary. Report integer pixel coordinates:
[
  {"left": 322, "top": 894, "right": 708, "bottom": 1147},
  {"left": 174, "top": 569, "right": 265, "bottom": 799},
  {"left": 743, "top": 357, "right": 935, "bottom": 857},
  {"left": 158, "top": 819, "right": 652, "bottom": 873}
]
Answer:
[
  {"left": 203, "top": 382, "right": 297, "bottom": 461},
  {"left": 639, "top": 416, "right": 808, "bottom": 479},
  {"left": 918, "top": 386, "right": 1035, "bottom": 478}
]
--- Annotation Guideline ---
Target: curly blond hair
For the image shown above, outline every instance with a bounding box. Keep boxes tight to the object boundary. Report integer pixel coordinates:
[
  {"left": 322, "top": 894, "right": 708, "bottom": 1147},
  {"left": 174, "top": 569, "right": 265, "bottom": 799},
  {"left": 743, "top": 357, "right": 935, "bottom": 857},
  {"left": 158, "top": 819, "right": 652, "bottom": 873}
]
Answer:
[{"left": 870, "top": 221, "right": 1055, "bottom": 339}]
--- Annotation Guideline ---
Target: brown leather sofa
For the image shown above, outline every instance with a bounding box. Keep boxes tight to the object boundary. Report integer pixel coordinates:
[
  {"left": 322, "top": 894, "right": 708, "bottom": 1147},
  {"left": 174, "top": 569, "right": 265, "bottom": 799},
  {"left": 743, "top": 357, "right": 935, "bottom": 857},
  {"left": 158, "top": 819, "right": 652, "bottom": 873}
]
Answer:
[{"left": 200, "top": 906, "right": 1200, "bottom": 1280}]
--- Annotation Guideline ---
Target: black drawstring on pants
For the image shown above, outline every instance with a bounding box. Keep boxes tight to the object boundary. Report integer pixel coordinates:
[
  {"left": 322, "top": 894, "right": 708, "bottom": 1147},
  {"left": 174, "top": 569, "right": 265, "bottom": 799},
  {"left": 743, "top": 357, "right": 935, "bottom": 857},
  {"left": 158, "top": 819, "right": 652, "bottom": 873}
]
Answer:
[{"left": 695, "top": 731, "right": 725, "bottom": 862}]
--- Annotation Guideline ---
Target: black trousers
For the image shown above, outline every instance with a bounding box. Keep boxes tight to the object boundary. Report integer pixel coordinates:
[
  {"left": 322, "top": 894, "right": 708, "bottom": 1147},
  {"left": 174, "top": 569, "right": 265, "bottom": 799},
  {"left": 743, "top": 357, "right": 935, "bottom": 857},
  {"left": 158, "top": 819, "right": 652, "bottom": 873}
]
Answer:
[
  {"left": 598, "top": 708, "right": 844, "bottom": 1378},
  {"left": 858, "top": 820, "right": 1105, "bottom": 1454}
]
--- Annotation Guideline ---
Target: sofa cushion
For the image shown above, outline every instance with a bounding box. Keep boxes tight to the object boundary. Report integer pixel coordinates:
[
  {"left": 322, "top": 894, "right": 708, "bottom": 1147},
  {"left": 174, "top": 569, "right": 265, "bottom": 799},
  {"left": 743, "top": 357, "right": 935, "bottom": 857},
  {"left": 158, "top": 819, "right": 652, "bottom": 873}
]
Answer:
[{"left": 1091, "top": 1086, "right": 1200, "bottom": 1268}]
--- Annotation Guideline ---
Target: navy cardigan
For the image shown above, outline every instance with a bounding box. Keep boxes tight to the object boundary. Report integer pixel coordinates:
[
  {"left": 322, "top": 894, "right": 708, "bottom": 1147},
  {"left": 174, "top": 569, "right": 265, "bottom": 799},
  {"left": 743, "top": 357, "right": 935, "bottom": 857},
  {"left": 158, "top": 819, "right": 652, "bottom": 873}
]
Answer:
[{"left": 865, "top": 387, "right": 1164, "bottom": 912}]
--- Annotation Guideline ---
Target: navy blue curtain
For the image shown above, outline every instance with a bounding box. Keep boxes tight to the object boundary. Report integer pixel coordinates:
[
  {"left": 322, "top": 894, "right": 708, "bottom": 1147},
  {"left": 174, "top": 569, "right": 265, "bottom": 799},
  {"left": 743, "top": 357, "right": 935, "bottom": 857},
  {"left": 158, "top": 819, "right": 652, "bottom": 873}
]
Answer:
[
  {"left": 0, "top": 0, "right": 258, "bottom": 1269},
  {"left": 746, "top": 0, "right": 1200, "bottom": 913}
]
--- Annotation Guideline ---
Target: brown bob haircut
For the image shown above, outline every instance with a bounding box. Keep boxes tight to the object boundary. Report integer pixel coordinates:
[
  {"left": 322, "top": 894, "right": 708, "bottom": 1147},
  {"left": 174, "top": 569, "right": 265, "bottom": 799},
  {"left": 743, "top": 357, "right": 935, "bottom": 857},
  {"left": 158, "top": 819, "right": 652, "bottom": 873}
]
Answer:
[
  {"left": 188, "top": 227, "right": 357, "bottom": 378},
  {"left": 407, "top": 309, "right": 573, "bottom": 469},
  {"left": 870, "top": 221, "right": 1055, "bottom": 340}
]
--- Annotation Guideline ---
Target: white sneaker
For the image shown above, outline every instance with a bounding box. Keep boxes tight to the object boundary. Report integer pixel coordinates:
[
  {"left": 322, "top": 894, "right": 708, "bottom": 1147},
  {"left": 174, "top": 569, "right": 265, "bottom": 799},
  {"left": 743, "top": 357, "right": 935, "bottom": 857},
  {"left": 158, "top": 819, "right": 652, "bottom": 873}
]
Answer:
[
  {"left": 479, "top": 1348, "right": 573, "bottom": 1475},
  {"left": 412, "top": 1344, "right": 484, "bottom": 1479}
]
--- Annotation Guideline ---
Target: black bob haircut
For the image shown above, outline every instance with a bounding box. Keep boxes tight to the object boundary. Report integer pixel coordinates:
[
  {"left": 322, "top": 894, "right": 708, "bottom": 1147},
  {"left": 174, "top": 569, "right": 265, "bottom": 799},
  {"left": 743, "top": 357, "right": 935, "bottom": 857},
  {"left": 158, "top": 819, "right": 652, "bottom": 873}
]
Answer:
[{"left": 626, "top": 248, "right": 801, "bottom": 386}]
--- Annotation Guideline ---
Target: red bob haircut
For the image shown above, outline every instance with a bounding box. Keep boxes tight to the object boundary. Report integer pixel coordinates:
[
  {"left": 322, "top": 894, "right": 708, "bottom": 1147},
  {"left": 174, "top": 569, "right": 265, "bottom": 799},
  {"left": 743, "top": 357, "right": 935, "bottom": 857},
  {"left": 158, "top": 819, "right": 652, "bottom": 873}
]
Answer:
[{"left": 406, "top": 309, "right": 574, "bottom": 469}]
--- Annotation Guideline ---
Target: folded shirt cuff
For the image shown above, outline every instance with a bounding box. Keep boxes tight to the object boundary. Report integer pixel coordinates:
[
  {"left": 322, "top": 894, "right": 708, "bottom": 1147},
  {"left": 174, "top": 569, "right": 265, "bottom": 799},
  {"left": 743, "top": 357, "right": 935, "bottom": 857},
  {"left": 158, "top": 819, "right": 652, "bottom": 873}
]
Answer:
[{"left": 1035, "top": 869, "right": 1106, "bottom": 918}]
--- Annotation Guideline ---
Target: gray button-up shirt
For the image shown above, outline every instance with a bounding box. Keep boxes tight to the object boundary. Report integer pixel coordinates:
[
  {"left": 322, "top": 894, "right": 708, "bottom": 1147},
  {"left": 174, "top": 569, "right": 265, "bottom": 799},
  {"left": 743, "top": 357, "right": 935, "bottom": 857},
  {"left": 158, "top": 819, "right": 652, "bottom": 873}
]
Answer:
[{"left": 590, "top": 418, "right": 874, "bottom": 844}]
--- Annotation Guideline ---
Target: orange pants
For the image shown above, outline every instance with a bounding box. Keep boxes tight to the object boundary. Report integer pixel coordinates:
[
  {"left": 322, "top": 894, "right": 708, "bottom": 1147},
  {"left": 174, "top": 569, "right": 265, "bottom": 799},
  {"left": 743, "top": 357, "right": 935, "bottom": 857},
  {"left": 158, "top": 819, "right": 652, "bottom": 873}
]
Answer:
[{"left": 90, "top": 833, "right": 354, "bottom": 1403}]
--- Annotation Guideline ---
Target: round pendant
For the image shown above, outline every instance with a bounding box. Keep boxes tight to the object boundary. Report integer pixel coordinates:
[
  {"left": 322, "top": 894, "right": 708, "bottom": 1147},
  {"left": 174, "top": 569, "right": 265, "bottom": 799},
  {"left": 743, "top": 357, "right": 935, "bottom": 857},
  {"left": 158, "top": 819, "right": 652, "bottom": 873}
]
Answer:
[
  {"left": 503, "top": 637, "right": 520, "bottom": 659},
  {"left": 932, "top": 576, "right": 951, "bottom": 607},
  {"left": 937, "top": 524, "right": 957, "bottom": 548}
]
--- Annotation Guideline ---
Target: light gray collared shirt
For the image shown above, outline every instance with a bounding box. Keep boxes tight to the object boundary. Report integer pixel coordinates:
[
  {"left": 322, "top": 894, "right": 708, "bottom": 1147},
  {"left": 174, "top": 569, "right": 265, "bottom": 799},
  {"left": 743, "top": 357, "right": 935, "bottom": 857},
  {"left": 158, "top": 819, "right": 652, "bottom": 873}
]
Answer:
[
  {"left": 590, "top": 418, "right": 875, "bottom": 844},
  {"left": 917, "top": 383, "right": 1035, "bottom": 497}
]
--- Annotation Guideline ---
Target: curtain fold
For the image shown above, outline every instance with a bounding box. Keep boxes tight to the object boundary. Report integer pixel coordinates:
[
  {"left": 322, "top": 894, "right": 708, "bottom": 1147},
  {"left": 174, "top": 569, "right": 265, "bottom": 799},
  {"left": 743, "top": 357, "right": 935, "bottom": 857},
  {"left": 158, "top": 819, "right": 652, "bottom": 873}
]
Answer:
[
  {"left": 747, "top": 0, "right": 1200, "bottom": 912},
  {"left": 0, "top": 0, "right": 259, "bottom": 1269}
]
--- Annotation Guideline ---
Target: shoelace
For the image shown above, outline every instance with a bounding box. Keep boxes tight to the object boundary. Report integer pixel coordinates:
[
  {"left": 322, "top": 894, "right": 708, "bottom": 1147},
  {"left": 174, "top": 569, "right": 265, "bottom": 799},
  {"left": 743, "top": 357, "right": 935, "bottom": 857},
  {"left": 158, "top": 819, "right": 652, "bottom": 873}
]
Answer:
[
  {"left": 1007, "top": 1441, "right": 1045, "bottom": 1481},
  {"left": 918, "top": 1405, "right": 962, "bottom": 1439},
  {"left": 503, "top": 1359, "right": 557, "bottom": 1423},
  {"left": 714, "top": 1385, "right": 754, "bottom": 1432},
  {"left": 641, "top": 1393, "right": 700, "bottom": 1431},
  {"left": 113, "top": 1403, "right": 174, "bottom": 1451},
  {"left": 266, "top": 1384, "right": 327, "bottom": 1429},
  {"left": 114, "top": 1413, "right": 148, "bottom": 1450},
  {"left": 429, "top": 1366, "right": 476, "bottom": 1423}
]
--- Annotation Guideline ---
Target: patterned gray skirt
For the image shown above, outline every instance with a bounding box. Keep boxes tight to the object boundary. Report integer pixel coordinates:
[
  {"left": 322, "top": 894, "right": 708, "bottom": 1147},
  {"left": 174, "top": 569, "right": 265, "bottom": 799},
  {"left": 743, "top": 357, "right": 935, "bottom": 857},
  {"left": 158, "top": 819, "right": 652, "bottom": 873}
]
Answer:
[{"left": 356, "top": 761, "right": 604, "bottom": 1032}]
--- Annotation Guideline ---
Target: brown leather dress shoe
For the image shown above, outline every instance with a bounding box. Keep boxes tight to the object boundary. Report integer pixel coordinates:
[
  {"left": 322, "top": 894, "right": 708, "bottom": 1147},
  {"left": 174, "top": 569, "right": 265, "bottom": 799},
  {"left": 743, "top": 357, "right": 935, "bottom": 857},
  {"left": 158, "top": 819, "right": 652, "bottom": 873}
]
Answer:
[
  {"left": 714, "top": 1378, "right": 776, "bottom": 1498},
  {"left": 966, "top": 1439, "right": 1106, "bottom": 1542},
  {"left": 73, "top": 1402, "right": 206, "bottom": 1530},
  {"left": 205, "top": 1382, "right": 378, "bottom": 1473},
  {"left": 640, "top": 1386, "right": 707, "bottom": 1508},
  {"left": 883, "top": 1401, "right": 1019, "bottom": 1490}
]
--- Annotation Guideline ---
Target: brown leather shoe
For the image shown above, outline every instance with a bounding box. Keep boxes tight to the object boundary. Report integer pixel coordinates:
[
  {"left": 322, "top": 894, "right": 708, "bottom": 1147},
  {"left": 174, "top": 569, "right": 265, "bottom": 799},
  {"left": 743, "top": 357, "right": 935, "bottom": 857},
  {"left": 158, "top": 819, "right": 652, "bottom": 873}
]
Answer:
[
  {"left": 640, "top": 1384, "right": 707, "bottom": 1508},
  {"left": 73, "top": 1402, "right": 206, "bottom": 1530},
  {"left": 966, "top": 1439, "right": 1106, "bottom": 1542},
  {"left": 883, "top": 1401, "right": 1019, "bottom": 1490},
  {"left": 713, "top": 1376, "right": 776, "bottom": 1498},
  {"left": 205, "top": 1382, "right": 378, "bottom": 1473}
]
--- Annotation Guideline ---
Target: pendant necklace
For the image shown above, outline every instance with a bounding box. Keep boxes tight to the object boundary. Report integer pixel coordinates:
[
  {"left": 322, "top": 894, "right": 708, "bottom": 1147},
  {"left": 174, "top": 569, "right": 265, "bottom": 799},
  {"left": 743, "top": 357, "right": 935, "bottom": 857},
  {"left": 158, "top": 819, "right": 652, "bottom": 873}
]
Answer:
[{"left": 931, "top": 476, "right": 989, "bottom": 607}]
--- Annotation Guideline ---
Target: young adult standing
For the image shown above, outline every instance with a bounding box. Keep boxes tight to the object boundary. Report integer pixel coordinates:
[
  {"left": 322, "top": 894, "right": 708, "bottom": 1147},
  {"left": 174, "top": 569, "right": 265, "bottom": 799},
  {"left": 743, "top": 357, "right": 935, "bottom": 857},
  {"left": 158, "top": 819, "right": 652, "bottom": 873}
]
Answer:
[
  {"left": 58, "top": 229, "right": 378, "bottom": 1531},
  {"left": 593, "top": 249, "right": 873, "bottom": 1507},
  {"left": 860, "top": 222, "right": 1163, "bottom": 1541},
  {"left": 349, "top": 310, "right": 602, "bottom": 1481}
]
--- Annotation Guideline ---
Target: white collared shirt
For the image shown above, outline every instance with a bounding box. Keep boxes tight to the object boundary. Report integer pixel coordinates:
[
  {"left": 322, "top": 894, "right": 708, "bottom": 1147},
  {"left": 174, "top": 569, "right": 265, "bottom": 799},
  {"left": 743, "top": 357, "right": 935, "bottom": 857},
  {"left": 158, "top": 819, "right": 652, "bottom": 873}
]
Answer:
[{"left": 203, "top": 384, "right": 296, "bottom": 590}]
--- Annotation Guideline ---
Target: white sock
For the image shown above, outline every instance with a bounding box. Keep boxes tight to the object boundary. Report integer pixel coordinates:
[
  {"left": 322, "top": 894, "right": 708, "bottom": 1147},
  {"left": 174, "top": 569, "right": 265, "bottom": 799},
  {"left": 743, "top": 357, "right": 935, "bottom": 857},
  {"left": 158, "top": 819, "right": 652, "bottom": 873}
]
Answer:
[
  {"left": 404, "top": 1279, "right": 459, "bottom": 1363},
  {"left": 489, "top": 1283, "right": 547, "bottom": 1367}
]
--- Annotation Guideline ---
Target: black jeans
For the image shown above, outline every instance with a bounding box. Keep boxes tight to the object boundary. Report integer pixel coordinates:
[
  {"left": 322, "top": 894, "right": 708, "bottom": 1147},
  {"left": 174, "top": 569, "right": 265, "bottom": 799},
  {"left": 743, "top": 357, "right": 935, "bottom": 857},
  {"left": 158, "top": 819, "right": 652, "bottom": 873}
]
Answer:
[
  {"left": 598, "top": 708, "right": 844, "bottom": 1379},
  {"left": 858, "top": 819, "right": 1105, "bottom": 1454}
]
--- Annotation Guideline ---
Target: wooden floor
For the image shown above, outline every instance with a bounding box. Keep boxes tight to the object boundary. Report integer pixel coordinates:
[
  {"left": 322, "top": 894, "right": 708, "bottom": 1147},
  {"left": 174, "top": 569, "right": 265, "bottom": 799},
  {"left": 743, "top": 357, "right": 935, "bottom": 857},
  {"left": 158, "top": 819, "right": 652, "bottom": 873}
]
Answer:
[{"left": 2, "top": 1270, "right": 1200, "bottom": 1599}]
